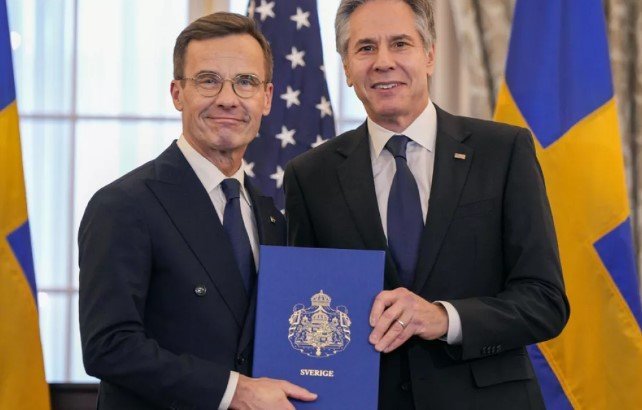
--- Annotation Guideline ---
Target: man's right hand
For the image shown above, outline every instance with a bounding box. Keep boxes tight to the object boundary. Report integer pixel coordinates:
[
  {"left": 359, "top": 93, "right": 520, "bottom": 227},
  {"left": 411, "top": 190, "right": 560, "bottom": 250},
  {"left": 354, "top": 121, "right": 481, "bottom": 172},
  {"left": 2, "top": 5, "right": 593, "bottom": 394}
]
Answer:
[{"left": 229, "top": 374, "right": 317, "bottom": 410}]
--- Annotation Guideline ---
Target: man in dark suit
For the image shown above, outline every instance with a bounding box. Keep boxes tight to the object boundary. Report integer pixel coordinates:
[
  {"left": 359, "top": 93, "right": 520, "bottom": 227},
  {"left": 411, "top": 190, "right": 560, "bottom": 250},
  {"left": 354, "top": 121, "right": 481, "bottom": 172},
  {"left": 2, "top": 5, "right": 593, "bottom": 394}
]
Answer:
[
  {"left": 79, "top": 13, "right": 316, "bottom": 409},
  {"left": 284, "top": 0, "right": 570, "bottom": 409}
]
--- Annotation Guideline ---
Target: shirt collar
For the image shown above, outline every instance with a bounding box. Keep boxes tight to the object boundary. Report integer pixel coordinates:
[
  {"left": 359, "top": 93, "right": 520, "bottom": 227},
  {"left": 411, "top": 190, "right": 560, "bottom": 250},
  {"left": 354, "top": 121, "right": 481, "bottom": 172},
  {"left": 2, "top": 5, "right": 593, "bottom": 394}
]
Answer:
[
  {"left": 177, "top": 135, "right": 251, "bottom": 204},
  {"left": 367, "top": 100, "right": 437, "bottom": 158}
]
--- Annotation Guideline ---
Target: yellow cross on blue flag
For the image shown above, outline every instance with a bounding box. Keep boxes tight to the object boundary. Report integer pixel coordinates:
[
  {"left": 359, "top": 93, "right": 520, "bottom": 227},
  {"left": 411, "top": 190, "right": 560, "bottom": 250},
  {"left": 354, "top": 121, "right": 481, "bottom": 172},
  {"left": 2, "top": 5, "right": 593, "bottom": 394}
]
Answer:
[
  {"left": 0, "top": 0, "right": 50, "bottom": 407},
  {"left": 495, "top": 0, "right": 642, "bottom": 408}
]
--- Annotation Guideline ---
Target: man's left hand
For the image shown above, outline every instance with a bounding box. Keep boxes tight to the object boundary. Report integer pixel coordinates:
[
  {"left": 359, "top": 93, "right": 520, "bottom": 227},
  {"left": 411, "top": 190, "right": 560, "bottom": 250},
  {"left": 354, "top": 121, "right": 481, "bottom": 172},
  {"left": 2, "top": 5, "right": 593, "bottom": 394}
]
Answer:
[{"left": 369, "top": 288, "right": 449, "bottom": 353}]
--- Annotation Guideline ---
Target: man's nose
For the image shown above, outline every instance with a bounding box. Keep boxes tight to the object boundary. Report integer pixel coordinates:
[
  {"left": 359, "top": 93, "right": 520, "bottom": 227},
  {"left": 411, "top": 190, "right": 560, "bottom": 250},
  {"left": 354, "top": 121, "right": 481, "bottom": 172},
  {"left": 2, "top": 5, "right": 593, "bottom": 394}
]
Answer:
[
  {"left": 215, "top": 80, "right": 239, "bottom": 107},
  {"left": 373, "top": 47, "right": 395, "bottom": 71}
]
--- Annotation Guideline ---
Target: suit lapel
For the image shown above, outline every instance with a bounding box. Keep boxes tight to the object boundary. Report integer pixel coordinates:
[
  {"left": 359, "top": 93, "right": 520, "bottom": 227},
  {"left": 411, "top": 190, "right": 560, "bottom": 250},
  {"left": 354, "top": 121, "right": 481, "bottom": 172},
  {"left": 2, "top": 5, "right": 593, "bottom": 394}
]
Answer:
[
  {"left": 145, "top": 142, "right": 249, "bottom": 327},
  {"left": 246, "top": 178, "right": 283, "bottom": 246},
  {"left": 237, "top": 178, "right": 283, "bottom": 355},
  {"left": 335, "top": 124, "right": 401, "bottom": 288},
  {"left": 413, "top": 107, "right": 473, "bottom": 292}
]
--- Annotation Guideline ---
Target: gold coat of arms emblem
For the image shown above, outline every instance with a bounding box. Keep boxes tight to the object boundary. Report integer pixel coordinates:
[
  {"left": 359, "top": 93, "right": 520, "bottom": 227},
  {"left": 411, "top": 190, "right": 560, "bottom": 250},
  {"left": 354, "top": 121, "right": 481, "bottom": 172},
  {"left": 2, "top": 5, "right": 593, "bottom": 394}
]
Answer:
[{"left": 288, "top": 290, "right": 352, "bottom": 358}]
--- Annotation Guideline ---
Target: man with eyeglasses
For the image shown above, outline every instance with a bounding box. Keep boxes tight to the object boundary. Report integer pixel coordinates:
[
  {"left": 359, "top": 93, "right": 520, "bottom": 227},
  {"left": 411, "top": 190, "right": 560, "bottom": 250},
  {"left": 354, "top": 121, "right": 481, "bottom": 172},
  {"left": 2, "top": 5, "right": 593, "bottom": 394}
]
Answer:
[{"left": 79, "top": 12, "right": 316, "bottom": 409}]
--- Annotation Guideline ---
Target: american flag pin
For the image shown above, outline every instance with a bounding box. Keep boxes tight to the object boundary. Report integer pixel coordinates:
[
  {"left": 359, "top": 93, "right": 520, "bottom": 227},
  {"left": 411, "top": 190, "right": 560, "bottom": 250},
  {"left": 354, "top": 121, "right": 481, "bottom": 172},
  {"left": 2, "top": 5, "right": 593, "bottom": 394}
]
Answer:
[
  {"left": 269, "top": 216, "right": 277, "bottom": 224},
  {"left": 454, "top": 153, "right": 466, "bottom": 160}
]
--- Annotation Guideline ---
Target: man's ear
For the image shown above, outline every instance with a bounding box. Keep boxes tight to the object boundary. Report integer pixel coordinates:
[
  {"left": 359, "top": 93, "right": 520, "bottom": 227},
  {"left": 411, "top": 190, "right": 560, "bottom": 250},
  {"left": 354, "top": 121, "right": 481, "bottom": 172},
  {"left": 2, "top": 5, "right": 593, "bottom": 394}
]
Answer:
[
  {"left": 170, "top": 80, "right": 183, "bottom": 111},
  {"left": 343, "top": 61, "right": 353, "bottom": 87},
  {"left": 262, "top": 82, "right": 274, "bottom": 116},
  {"left": 425, "top": 43, "right": 436, "bottom": 77}
]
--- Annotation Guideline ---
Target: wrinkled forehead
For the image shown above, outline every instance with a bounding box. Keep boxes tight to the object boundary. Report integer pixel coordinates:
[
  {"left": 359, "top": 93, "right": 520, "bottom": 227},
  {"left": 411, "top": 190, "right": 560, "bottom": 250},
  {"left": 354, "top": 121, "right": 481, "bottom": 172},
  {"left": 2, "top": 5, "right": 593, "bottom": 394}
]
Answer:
[
  {"left": 183, "top": 35, "right": 266, "bottom": 77},
  {"left": 346, "top": 0, "right": 422, "bottom": 46}
]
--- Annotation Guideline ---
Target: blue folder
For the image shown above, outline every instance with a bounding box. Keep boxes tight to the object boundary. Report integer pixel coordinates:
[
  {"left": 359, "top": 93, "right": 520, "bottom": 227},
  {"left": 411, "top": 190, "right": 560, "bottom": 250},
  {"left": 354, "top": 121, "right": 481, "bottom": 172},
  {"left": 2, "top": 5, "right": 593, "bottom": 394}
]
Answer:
[{"left": 253, "top": 245, "right": 385, "bottom": 409}]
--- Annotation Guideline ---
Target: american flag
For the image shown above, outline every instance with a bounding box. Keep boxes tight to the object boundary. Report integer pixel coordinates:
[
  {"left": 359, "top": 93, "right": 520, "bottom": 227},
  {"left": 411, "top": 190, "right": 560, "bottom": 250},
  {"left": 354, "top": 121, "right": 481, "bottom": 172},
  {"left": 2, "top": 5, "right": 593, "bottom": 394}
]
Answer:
[{"left": 245, "top": 0, "right": 336, "bottom": 210}]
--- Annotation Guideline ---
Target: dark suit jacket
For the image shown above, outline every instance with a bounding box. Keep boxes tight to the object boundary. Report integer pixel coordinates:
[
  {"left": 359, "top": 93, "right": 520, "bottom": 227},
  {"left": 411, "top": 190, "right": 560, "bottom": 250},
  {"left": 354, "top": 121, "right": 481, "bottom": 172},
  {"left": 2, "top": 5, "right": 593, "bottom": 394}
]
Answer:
[
  {"left": 284, "top": 106, "right": 570, "bottom": 410},
  {"left": 78, "top": 142, "right": 285, "bottom": 409}
]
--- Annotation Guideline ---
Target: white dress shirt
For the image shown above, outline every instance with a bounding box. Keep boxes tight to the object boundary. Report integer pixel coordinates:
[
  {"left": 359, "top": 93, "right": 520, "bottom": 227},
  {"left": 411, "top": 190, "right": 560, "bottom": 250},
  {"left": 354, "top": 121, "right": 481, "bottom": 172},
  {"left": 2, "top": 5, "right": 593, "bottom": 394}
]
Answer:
[
  {"left": 367, "top": 101, "right": 463, "bottom": 345},
  {"left": 177, "top": 136, "right": 259, "bottom": 266},
  {"left": 177, "top": 135, "right": 257, "bottom": 409}
]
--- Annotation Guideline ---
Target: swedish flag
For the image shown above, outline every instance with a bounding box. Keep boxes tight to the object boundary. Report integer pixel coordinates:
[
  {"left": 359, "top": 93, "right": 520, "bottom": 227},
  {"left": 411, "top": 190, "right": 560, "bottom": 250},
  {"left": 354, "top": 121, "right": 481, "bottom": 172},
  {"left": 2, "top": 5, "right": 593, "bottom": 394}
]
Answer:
[
  {"left": 495, "top": 0, "right": 642, "bottom": 408},
  {"left": 0, "top": 0, "right": 50, "bottom": 407}
]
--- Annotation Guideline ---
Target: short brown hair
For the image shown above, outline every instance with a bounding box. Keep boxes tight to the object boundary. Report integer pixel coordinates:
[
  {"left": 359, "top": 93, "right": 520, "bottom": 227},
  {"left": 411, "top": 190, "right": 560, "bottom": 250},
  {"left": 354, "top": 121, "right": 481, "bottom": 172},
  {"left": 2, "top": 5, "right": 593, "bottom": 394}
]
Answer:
[{"left": 173, "top": 12, "right": 273, "bottom": 82}]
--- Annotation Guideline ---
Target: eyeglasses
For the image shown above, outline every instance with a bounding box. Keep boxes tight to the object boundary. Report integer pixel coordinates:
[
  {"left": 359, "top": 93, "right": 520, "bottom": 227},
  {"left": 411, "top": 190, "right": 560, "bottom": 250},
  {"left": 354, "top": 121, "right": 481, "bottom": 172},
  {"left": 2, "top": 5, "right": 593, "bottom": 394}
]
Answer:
[{"left": 178, "top": 73, "right": 267, "bottom": 99}]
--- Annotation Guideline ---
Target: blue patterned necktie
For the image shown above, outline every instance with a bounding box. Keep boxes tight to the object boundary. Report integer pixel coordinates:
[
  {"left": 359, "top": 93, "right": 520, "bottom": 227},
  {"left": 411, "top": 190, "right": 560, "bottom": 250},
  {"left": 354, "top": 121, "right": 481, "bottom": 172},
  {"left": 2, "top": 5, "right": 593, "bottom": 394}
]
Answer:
[
  {"left": 221, "top": 178, "right": 255, "bottom": 292},
  {"left": 385, "top": 135, "right": 424, "bottom": 287}
]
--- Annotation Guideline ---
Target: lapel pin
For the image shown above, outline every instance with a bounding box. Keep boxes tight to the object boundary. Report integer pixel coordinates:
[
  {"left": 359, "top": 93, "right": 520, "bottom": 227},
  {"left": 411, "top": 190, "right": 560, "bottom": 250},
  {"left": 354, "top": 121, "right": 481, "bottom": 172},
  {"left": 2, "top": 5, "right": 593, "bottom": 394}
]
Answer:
[
  {"left": 454, "top": 153, "right": 466, "bottom": 160},
  {"left": 269, "top": 216, "right": 277, "bottom": 224}
]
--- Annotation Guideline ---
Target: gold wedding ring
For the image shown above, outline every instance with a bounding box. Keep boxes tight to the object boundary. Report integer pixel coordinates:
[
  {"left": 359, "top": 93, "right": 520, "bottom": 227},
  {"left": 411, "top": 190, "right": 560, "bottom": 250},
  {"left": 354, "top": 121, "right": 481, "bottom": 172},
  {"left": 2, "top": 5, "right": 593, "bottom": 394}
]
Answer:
[{"left": 396, "top": 319, "right": 407, "bottom": 329}]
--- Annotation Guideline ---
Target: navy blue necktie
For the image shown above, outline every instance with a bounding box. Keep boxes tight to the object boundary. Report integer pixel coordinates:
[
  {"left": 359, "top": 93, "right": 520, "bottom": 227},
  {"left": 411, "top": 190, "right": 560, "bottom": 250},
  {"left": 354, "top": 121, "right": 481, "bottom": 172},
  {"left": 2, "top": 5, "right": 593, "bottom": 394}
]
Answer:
[
  {"left": 385, "top": 135, "right": 424, "bottom": 287},
  {"left": 221, "top": 178, "right": 255, "bottom": 292}
]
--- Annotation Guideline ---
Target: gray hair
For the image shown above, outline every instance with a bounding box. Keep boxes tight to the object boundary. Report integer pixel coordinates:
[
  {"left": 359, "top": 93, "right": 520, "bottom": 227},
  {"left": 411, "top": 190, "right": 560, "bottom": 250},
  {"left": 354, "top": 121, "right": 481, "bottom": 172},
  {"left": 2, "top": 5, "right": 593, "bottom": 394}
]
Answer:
[{"left": 335, "top": 0, "right": 436, "bottom": 60}]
